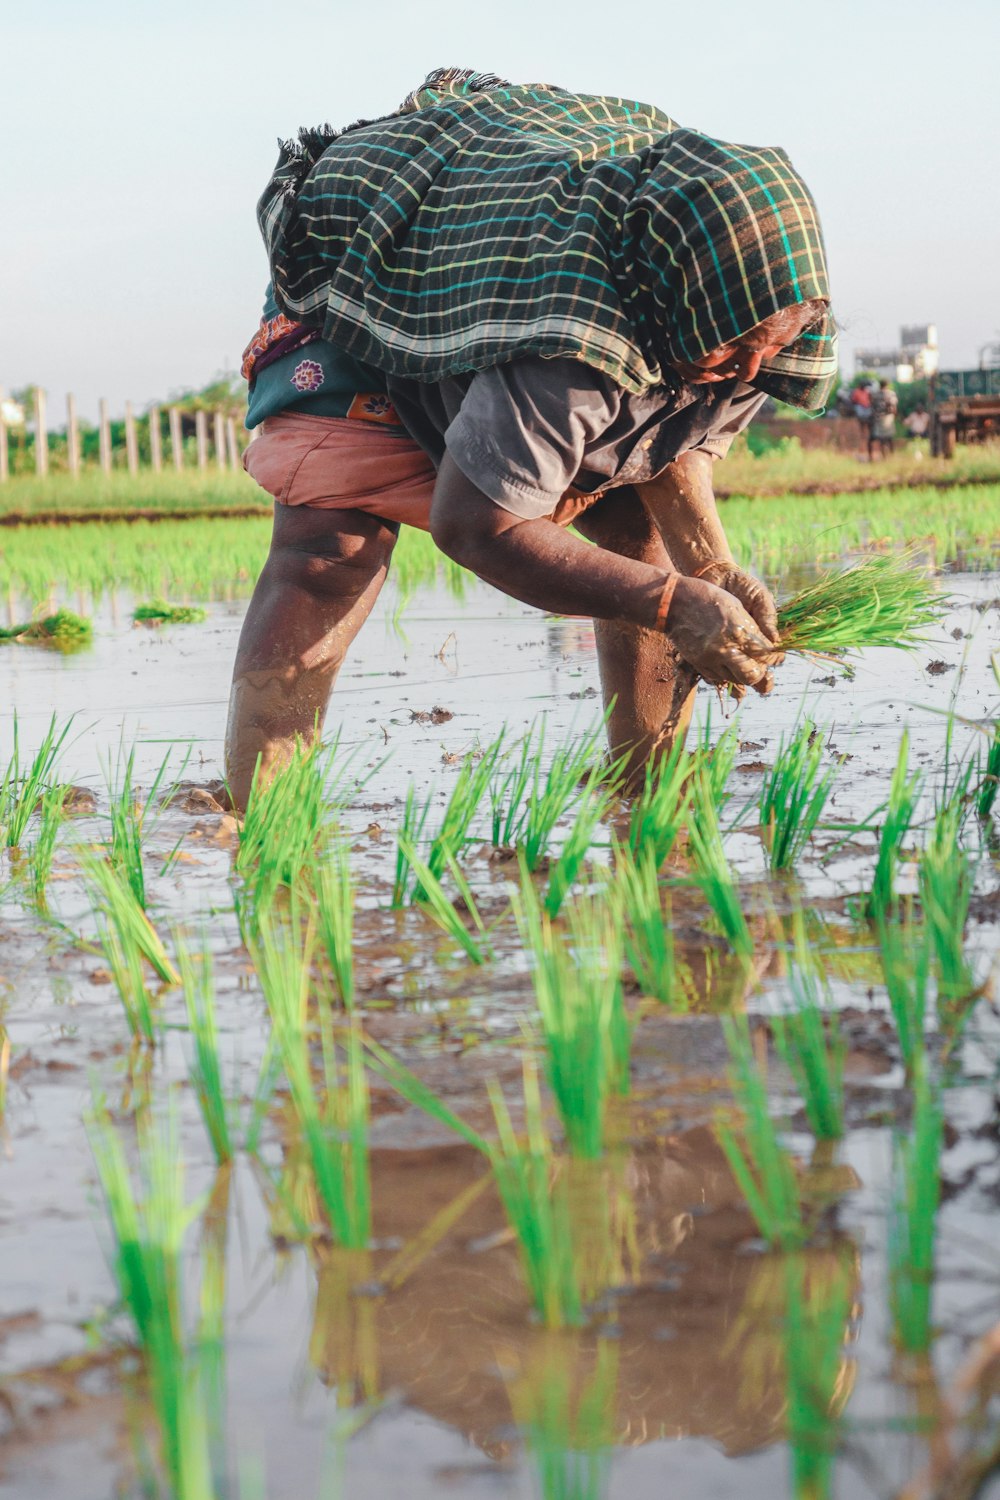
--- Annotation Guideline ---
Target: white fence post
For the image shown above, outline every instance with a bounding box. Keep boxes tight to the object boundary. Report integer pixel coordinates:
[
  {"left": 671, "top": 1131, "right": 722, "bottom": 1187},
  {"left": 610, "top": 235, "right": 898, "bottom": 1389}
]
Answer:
[
  {"left": 66, "top": 393, "right": 81, "bottom": 478},
  {"left": 168, "top": 407, "right": 183, "bottom": 471},
  {"left": 98, "top": 398, "right": 112, "bottom": 474},
  {"left": 149, "top": 407, "right": 162, "bottom": 472},
  {"left": 124, "top": 401, "right": 139, "bottom": 475},
  {"left": 34, "top": 388, "right": 49, "bottom": 477}
]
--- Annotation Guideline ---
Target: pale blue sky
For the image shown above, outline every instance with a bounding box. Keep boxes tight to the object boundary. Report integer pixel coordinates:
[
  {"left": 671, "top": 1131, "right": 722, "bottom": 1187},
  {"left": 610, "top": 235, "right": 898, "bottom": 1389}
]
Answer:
[{"left": 3, "top": 0, "right": 997, "bottom": 421}]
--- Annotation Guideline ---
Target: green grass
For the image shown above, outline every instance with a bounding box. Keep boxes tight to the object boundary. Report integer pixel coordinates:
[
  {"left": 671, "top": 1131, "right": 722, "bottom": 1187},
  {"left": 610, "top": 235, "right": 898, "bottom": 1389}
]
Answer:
[
  {"left": 627, "top": 737, "right": 693, "bottom": 867},
  {"left": 83, "top": 855, "right": 178, "bottom": 1042},
  {"left": 889, "top": 1070, "right": 943, "bottom": 1354},
  {"left": 490, "top": 720, "right": 612, "bottom": 870},
  {"left": 105, "top": 742, "right": 183, "bottom": 909},
  {"left": 25, "top": 782, "right": 69, "bottom": 909},
  {"left": 759, "top": 722, "right": 839, "bottom": 871},
  {"left": 401, "top": 836, "right": 492, "bottom": 963},
  {"left": 617, "top": 845, "right": 684, "bottom": 1009},
  {"left": 133, "top": 600, "right": 208, "bottom": 624},
  {"left": 0, "top": 608, "right": 93, "bottom": 651},
  {"left": 771, "top": 921, "right": 845, "bottom": 1140},
  {"left": 919, "top": 796, "right": 976, "bottom": 1011},
  {"left": 87, "top": 1103, "right": 213, "bottom": 1500},
  {"left": 775, "top": 554, "right": 944, "bottom": 657},
  {"left": 542, "top": 785, "right": 609, "bottom": 918},
  {"left": 715, "top": 1017, "right": 809, "bottom": 1250},
  {"left": 414, "top": 736, "right": 504, "bottom": 899},
  {"left": 314, "top": 834, "right": 356, "bottom": 1006}
]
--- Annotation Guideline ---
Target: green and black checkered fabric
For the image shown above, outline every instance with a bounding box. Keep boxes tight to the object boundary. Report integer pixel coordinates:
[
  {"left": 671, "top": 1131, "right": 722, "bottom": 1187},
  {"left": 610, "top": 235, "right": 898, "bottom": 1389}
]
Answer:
[{"left": 259, "top": 70, "right": 837, "bottom": 409}]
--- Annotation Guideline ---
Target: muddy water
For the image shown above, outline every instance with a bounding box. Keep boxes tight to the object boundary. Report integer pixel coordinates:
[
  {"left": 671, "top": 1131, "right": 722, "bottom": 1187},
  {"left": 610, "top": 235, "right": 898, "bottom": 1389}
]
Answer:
[{"left": 1, "top": 571, "right": 999, "bottom": 1498}]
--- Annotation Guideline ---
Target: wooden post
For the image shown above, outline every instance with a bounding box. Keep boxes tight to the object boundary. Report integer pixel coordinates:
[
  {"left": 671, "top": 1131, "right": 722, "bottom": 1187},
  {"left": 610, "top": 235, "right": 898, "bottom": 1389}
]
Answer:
[
  {"left": 195, "top": 409, "right": 208, "bottom": 469},
  {"left": 213, "top": 410, "right": 226, "bottom": 467},
  {"left": 149, "top": 406, "right": 162, "bottom": 471},
  {"left": 98, "top": 398, "right": 112, "bottom": 473},
  {"left": 66, "top": 393, "right": 81, "bottom": 477},
  {"left": 124, "top": 401, "right": 138, "bottom": 475},
  {"left": 168, "top": 406, "right": 183, "bottom": 471},
  {"left": 226, "top": 415, "right": 239, "bottom": 470},
  {"left": 34, "top": 388, "right": 49, "bottom": 477}
]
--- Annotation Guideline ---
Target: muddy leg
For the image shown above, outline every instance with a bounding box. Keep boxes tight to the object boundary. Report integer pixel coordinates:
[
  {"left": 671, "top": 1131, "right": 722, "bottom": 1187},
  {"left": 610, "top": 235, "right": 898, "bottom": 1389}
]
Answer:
[
  {"left": 225, "top": 505, "right": 397, "bottom": 810},
  {"left": 573, "top": 490, "right": 697, "bottom": 790}
]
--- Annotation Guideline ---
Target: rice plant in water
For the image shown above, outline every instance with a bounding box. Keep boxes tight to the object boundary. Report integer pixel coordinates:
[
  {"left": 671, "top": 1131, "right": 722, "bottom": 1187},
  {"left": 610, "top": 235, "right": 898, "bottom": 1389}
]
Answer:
[
  {"left": 488, "top": 1062, "right": 583, "bottom": 1329},
  {"left": 715, "top": 1017, "right": 808, "bottom": 1250},
  {"left": 773, "top": 553, "right": 944, "bottom": 657},
  {"left": 783, "top": 1253, "right": 854, "bottom": 1500},
  {"left": 543, "top": 785, "right": 609, "bottom": 918},
  {"left": 759, "top": 722, "right": 840, "bottom": 872},
  {"left": 513, "top": 1340, "right": 618, "bottom": 1500},
  {"left": 492, "top": 721, "right": 613, "bottom": 870},
  {"left": 617, "top": 844, "right": 684, "bottom": 1008},
  {"left": 0, "top": 713, "right": 72, "bottom": 849},
  {"left": 0, "top": 608, "right": 93, "bottom": 652},
  {"left": 518, "top": 873, "right": 629, "bottom": 1158},
  {"left": 105, "top": 742, "right": 182, "bottom": 909},
  {"left": 26, "top": 783, "right": 69, "bottom": 909},
  {"left": 177, "top": 939, "right": 232, "bottom": 1165},
  {"left": 691, "top": 717, "right": 740, "bottom": 810},
  {"left": 876, "top": 906, "right": 931, "bottom": 1081},
  {"left": 84, "top": 856, "right": 178, "bottom": 1043},
  {"left": 627, "top": 737, "right": 692, "bottom": 867},
  {"left": 889, "top": 1070, "right": 943, "bottom": 1354},
  {"left": 415, "top": 736, "right": 504, "bottom": 898},
  {"left": 88, "top": 1104, "right": 213, "bottom": 1500},
  {"left": 867, "top": 731, "right": 921, "bottom": 921},
  {"left": 687, "top": 783, "right": 753, "bottom": 959},
  {"left": 254, "top": 910, "right": 370, "bottom": 1247},
  {"left": 399, "top": 836, "right": 491, "bottom": 963},
  {"left": 390, "top": 781, "right": 433, "bottom": 907},
  {"left": 977, "top": 723, "right": 1000, "bottom": 820},
  {"left": 314, "top": 833, "right": 355, "bottom": 1006},
  {"left": 919, "top": 797, "right": 976, "bottom": 1012},
  {"left": 770, "top": 924, "right": 845, "bottom": 1140},
  {"left": 133, "top": 600, "right": 208, "bottom": 625}
]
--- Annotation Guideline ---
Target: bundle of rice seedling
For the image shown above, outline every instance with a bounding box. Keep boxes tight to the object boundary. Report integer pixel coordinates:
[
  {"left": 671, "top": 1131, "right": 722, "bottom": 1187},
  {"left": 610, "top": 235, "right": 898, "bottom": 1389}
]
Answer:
[
  {"left": 133, "top": 600, "right": 208, "bottom": 625},
  {"left": 0, "top": 609, "right": 93, "bottom": 652},
  {"left": 771, "top": 554, "right": 943, "bottom": 658}
]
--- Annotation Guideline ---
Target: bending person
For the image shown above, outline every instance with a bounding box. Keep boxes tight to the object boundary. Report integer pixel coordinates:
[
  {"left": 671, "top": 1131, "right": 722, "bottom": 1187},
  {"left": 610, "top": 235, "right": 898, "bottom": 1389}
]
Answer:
[{"left": 227, "top": 69, "right": 837, "bottom": 808}]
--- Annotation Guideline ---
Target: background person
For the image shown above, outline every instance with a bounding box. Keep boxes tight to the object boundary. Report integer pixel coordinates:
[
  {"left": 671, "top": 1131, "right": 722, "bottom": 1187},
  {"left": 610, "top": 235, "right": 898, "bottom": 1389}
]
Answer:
[{"left": 869, "top": 379, "right": 899, "bottom": 459}]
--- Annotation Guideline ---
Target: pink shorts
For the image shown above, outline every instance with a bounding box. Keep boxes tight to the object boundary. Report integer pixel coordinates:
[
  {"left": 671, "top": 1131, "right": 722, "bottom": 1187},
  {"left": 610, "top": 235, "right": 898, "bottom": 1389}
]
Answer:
[{"left": 243, "top": 410, "right": 598, "bottom": 532}]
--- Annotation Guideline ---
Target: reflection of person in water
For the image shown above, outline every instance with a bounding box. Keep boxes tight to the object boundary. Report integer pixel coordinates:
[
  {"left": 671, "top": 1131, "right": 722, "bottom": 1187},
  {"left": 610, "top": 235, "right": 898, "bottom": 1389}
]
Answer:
[{"left": 226, "top": 68, "right": 837, "bottom": 809}]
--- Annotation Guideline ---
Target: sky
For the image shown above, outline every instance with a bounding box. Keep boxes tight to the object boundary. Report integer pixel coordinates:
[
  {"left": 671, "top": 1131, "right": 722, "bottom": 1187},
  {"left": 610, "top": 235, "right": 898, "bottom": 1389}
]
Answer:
[{"left": 2, "top": 0, "right": 998, "bottom": 423}]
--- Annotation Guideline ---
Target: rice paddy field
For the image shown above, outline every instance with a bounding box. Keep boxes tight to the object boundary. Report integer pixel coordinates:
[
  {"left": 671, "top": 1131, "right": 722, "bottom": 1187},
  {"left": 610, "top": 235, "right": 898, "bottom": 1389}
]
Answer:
[{"left": 2, "top": 462, "right": 1000, "bottom": 1500}]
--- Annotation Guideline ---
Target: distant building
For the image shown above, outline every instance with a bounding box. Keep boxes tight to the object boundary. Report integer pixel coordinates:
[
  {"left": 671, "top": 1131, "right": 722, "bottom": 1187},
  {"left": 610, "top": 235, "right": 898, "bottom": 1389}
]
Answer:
[{"left": 855, "top": 324, "right": 939, "bottom": 382}]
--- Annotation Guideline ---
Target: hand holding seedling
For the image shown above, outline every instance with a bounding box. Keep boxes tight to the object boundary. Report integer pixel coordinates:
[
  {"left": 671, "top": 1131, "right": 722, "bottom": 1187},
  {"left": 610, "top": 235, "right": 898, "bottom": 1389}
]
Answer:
[{"left": 666, "top": 576, "right": 782, "bottom": 696}]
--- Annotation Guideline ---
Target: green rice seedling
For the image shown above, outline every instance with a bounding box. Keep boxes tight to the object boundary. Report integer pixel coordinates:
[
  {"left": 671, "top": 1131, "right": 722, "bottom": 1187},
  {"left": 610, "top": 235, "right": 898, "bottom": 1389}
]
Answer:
[
  {"left": 627, "top": 737, "right": 693, "bottom": 867},
  {"left": 414, "top": 735, "right": 506, "bottom": 899},
  {"left": 773, "top": 553, "right": 944, "bottom": 658},
  {"left": 0, "top": 608, "right": 92, "bottom": 652},
  {"left": 390, "top": 781, "right": 433, "bottom": 906},
  {"left": 314, "top": 834, "right": 355, "bottom": 1007},
  {"left": 692, "top": 716, "right": 740, "bottom": 810},
  {"left": 362, "top": 1034, "right": 489, "bottom": 1153},
  {"left": 513, "top": 1340, "right": 618, "bottom": 1500},
  {"left": 977, "top": 723, "right": 1000, "bottom": 819},
  {"left": 771, "top": 921, "right": 845, "bottom": 1140},
  {"left": 687, "top": 783, "right": 754, "bottom": 959},
  {"left": 26, "top": 783, "right": 69, "bottom": 909},
  {"left": 867, "top": 731, "right": 921, "bottom": 921},
  {"left": 87, "top": 1103, "right": 213, "bottom": 1500},
  {"left": 133, "top": 599, "right": 208, "bottom": 625},
  {"left": 254, "top": 910, "right": 371, "bottom": 1247},
  {"left": 715, "top": 1017, "right": 809, "bottom": 1250},
  {"left": 488, "top": 1062, "right": 584, "bottom": 1329},
  {"left": 236, "top": 735, "right": 352, "bottom": 930},
  {"left": 543, "top": 786, "right": 609, "bottom": 918},
  {"left": 0, "top": 712, "right": 72, "bottom": 849},
  {"left": 401, "top": 838, "right": 491, "bottom": 964},
  {"left": 83, "top": 853, "right": 180, "bottom": 984},
  {"left": 177, "top": 940, "right": 233, "bottom": 1166},
  {"left": 197, "top": 1169, "right": 231, "bottom": 1485},
  {"left": 91, "top": 898, "right": 159, "bottom": 1044},
  {"left": 493, "top": 721, "right": 612, "bottom": 869},
  {"left": 105, "top": 742, "right": 184, "bottom": 909},
  {"left": 876, "top": 906, "right": 931, "bottom": 1081},
  {"left": 919, "top": 798, "right": 976, "bottom": 1010},
  {"left": 783, "top": 1253, "right": 854, "bottom": 1500},
  {"left": 889, "top": 1070, "right": 943, "bottom": 1354},
  {"left": 517, "top": 873, "right": 628, "bottom": 1157},
  {"left": 759, "top": 722, "right": 840, "bottom": 872},
  {"left": 617, "top": 844, "right": 684, "bottom": 1008}
]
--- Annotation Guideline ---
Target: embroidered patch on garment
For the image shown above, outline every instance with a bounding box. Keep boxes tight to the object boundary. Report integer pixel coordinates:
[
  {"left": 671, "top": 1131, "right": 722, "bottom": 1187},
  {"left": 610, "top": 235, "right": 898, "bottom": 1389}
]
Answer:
[
  {"left": 346, "top": 392, "right": 400, "bottom": 425},
  {"left": 290, "top": 358, "right": 325, "bottom": 392}
]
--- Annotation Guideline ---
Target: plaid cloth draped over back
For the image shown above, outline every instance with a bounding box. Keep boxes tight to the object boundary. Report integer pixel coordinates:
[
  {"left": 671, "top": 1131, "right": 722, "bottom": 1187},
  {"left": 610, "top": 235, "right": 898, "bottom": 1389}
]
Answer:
[{"left": 257, "top": 69, "right": 837, "bottom": 409}]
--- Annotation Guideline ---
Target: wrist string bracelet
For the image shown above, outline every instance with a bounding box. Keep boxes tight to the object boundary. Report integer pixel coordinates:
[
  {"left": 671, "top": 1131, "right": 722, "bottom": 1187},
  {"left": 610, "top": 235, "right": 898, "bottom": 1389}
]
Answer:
[{"left": 655, "top": 573, "right": 680, "bottom": 633}]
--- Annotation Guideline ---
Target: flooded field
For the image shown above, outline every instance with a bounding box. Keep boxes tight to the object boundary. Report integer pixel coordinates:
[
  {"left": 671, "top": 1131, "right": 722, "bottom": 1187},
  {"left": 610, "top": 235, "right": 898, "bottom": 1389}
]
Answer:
[{"left": 1, "top": 532, "right": 1000, "bottom": 1499}]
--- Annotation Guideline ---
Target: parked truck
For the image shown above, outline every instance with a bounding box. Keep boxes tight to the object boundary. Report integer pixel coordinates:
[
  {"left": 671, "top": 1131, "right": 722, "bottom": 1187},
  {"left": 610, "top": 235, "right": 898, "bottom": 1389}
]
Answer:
[{"left": 930, "top": 367, "right": 1000, "bottom": 457}]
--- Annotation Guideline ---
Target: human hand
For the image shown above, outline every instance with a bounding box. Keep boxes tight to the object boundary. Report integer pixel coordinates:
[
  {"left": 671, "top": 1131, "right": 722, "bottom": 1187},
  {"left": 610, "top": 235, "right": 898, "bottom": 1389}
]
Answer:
[
  {"left": 664, "top": 576, "right": 783, "bottom": 695},
  {"left": 692, "top": 560, "right": 780, "bottom": 644}
]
